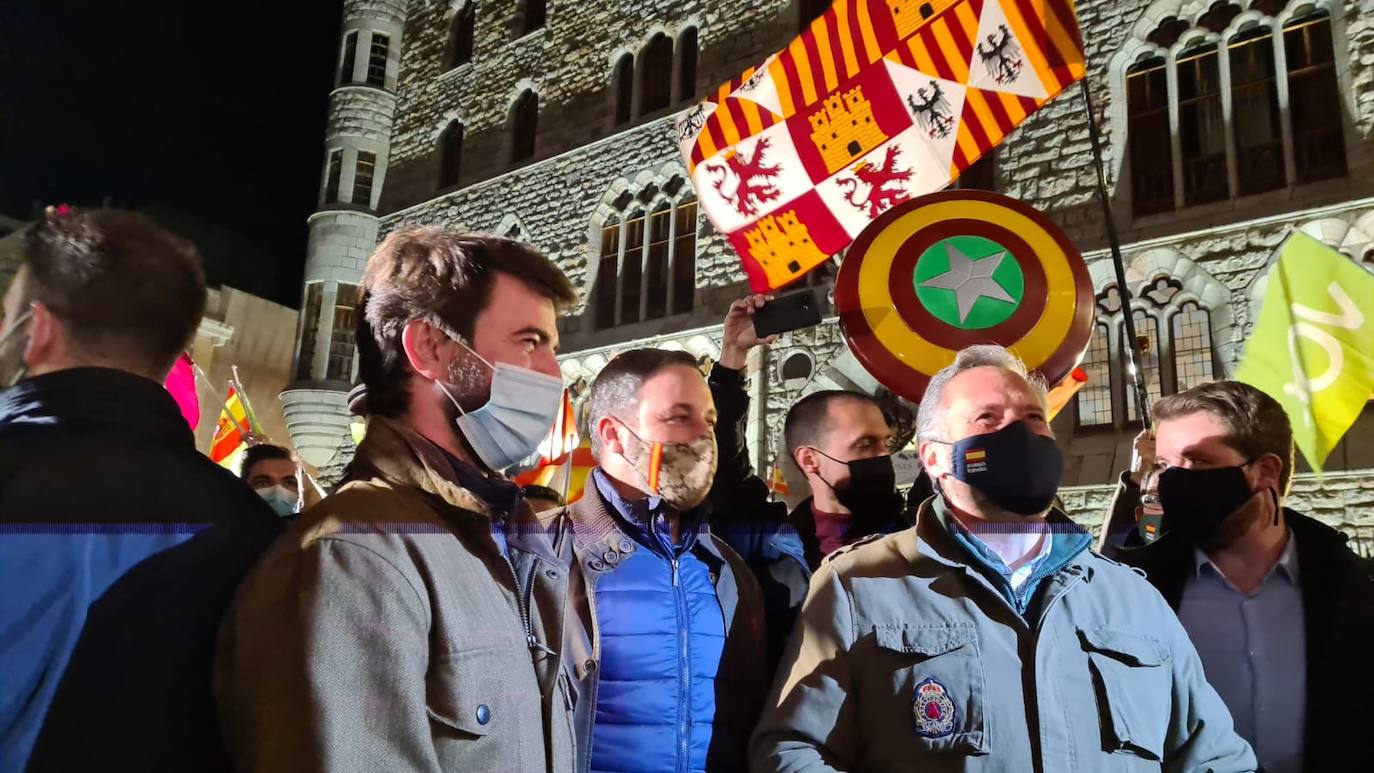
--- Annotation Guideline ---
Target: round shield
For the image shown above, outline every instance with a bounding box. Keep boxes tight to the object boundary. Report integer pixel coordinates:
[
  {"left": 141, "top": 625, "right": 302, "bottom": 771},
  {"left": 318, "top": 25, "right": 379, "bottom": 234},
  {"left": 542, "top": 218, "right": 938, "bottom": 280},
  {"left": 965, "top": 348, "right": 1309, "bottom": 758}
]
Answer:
[{"left": 835, "top": 190, "right": 1093, "bottom": 404}]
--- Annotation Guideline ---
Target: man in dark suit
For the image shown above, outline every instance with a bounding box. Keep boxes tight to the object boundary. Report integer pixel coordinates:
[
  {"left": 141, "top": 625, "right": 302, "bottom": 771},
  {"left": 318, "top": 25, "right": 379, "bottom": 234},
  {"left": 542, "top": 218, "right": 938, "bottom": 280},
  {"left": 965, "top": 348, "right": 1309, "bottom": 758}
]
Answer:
[{"left": 1121, "top": 379, "right": 1374, "bottom": 773}]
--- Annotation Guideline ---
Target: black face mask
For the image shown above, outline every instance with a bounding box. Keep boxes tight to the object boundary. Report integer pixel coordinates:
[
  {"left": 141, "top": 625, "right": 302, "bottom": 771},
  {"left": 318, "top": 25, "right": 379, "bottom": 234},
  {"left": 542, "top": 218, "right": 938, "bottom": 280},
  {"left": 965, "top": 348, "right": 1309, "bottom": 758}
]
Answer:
[
  {"left": 942, "top": 421, "right": 1063, "bottom": 516},
  {"left": 1157, "top": 464, "right": 1274, "bottom": 548},
  {"left": 811, "top": 450, "right": 900, "bottom": 516}
]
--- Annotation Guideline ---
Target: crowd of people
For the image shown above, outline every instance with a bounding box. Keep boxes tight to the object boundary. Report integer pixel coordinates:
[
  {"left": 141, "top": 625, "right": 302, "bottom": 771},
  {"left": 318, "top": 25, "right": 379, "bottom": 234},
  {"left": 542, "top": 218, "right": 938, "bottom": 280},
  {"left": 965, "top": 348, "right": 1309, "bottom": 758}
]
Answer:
[{"left": 1, "top": 207, "right": 1371, "bottom": 773}]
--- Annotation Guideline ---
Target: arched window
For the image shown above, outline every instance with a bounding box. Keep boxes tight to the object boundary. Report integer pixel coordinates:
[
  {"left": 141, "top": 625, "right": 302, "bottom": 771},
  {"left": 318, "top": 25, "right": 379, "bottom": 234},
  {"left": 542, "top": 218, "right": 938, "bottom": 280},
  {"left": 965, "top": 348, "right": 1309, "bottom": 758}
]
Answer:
[
  {"left": 521, "top": 0, "right": 546, "bottom": 35},
  {"left": 1121, "top": 310, "right": 1163, "bottom": 423},
  {"left": 1285, "top": 9, "right": 1346, "bottom": 183},
  {"left": 671, "top": 198, "right": 697, "bottom": 315},
  {"left": 1126, "top": 55, "right": 1173, "bottom": 216},
  {"left": 339, "top": 31, "right": 359, "bottom": 85},
  {"left": 438, "top": 121, "right": 463, "bottom": 188},
  {"left": 640, "top": 34, "right": 674, "bottom": 115},
  {"left": 296, "top": 283, "right": 324, "bottom": 380},
  {"left": 595, "top": 218, "right": 621, "bottom": 330},
  {"left": 1230, "top": 24, "right": 1283, "bottom": 195},
  {"left": 1176, "top": 40, "right": 1226, "bottom": 207},
  {"left": 1123, "top": 1, "right": 1348, "bottom": 216},
  {"left": 352, "top": 151, "right": 376, "bottom": 207},
  {"left": 594, "top": 187, "right": 700, "bottom": 330},
  {"left": 510, "top": 90, "right": 538, "bottom": 163},
  {"left": 366, "top": 32, "right": 390, "bottom": 88},
  {"left": 677, "top": 27, "right": 698, "bottom": 103},
  {"left": 645, "top": 203, "right": 672, "bottom": 320},
  {"left": 613, "top": 54, "right": 633, "bottom": 125},
  {"left": 446, "top": 5, "right": 475, "bottom": 68},
  {"left": 1076, "top": 323, "right": 1113, "bottom": 427},
  {"left": 327, "top": 283, "right": 360, "bottom": 381},
  {"left": 1170, "top": 301, "right": 1215, "bottom": 392},
  {"left": 620, "top": 211, "right": 646, "bottom": 325},
  {"left": 323, "top": 149, "right": 343, "bottom": 204}
]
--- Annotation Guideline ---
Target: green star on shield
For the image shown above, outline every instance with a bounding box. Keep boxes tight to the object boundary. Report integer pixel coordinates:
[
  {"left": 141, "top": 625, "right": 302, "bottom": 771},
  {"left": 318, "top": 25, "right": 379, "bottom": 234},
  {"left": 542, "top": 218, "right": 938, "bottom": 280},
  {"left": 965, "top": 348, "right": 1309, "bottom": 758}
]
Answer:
[{"left": 915, "top": 235, "right": 1025, "bottom": 330}]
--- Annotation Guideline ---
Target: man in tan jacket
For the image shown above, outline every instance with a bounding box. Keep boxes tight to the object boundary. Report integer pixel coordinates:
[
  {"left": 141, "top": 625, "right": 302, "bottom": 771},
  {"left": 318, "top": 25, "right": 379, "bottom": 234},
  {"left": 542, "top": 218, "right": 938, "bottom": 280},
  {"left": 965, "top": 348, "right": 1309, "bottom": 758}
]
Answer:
[
  {"left": 751, "top": 345, "right": 1255, "bottom": 772},
  {"left": 217, "top": 229, "right": 579, "bottom": 771}
]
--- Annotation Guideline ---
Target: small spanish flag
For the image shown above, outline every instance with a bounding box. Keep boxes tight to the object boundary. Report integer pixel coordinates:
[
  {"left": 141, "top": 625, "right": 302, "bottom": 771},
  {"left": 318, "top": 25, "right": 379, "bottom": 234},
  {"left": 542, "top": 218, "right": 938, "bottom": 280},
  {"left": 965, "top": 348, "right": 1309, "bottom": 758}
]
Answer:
[
  {"left": 964, "top": 448, "right": 987, "bottom": 463},
  {"left": 646, "top": 442, "right": 664, "bottom": 493},
  {"left": 1046, "top": 367, "right": 1089, "bottom": 420},
  {"left": 210, "top": 385, "right": 250, "bottom": 465},
  {"left": 767, "top": 462, "right": 790, "bottom": 497},
  {"left": 514, "top": 439, "right": 597, "bottom": 504}
]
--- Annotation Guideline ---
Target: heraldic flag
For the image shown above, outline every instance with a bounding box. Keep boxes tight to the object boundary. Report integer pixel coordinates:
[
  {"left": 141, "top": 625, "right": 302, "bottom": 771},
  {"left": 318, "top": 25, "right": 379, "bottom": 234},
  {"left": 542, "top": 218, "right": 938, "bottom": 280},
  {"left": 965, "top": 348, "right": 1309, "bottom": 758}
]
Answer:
[
  {"left": 677, "top": 0, "right": 1086, "bottom": 291},
  {"left": 1235, "top": 231, "right": 1374, "bottom": 473},
  {"left": 209, "top": 385, "right": 252, "bottom": 465}
]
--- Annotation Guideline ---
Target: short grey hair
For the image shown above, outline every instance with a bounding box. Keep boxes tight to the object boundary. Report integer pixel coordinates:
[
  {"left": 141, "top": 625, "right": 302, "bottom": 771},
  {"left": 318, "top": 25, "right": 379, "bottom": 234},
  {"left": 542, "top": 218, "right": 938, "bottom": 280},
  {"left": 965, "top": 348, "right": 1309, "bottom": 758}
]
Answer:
[
  {"left": 586, "top": 348, "right": 700, "bottom": 457},
  {"left": 915, "top": 344, "right": 1049, "bottom": 444}
]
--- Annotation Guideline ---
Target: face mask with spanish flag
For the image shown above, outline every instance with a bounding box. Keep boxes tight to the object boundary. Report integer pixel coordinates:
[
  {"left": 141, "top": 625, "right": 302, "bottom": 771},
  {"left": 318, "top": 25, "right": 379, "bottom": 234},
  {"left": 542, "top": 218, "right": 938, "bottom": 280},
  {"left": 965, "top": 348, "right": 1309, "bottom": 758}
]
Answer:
[{"left": 615, "top": 419, "right": 718, "bottom": 511}]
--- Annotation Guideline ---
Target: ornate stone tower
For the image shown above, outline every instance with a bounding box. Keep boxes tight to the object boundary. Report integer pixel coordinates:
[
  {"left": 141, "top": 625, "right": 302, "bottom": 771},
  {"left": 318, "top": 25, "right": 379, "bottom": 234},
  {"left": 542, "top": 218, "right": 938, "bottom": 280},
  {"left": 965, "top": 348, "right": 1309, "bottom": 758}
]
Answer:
[{"left": 281, "top": 0, "right": 405, "bottom": 480}]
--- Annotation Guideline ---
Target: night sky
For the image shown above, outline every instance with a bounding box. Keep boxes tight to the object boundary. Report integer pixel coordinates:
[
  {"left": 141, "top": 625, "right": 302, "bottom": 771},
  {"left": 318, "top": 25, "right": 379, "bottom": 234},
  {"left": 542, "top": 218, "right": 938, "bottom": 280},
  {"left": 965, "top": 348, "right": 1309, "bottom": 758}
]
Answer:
[{"left": 0, "top": 1, "right": 343, "bottom": 308}]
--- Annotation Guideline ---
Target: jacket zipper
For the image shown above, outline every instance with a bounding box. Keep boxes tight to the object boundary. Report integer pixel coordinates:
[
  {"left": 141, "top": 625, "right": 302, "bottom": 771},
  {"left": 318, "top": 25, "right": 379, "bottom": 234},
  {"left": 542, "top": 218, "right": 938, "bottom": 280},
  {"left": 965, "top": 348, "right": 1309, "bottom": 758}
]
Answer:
[
  {"left": 1024, "top": 568, "right": 1087, "bottom": 772},
  {"left": 656, "top": 514, "right": 692, "bottom": 773},
  {"left": 672, "top": 555, "right": 690, "bottom": 773},
  {"left": 501, "top": 547, "right": 536, "bottom": 650}
]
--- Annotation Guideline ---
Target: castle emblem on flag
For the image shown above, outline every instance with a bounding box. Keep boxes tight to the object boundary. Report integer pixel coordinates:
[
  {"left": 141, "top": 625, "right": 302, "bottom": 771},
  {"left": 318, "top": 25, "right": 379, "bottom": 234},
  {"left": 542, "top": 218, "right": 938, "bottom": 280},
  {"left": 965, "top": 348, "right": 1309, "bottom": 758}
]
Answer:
[
  {"left": 706, "top": 139, "right": 783, "bottom": 217},
  {"left": 836, "top": 146, "right": 913, "bottom": 218},
  {"left": 908, "top": 80, "right": 955, "bottom": 139},
  {"left": 744, "top": 211, "right": 827, "bottom": 275},
  {"left": 912, "top": 678, "right": 958, "bottom": 738},
  {"left": 808, "top": 87, "right": 885, "bottom": 175},
  {"left": 977, "top": 24, "right": 1024, "bottom": 85}
]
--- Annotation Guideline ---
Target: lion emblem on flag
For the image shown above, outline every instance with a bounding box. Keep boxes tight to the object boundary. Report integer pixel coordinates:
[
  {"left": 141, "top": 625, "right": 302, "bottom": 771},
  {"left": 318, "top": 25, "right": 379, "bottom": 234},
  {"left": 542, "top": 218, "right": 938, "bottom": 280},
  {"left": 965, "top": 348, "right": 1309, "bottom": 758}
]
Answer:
[
  {"left": 705, "top": 137, "right": 783, "bottom": 216},
  {"left": 836, "top": 145, "right": 913, "bottom": 218}
]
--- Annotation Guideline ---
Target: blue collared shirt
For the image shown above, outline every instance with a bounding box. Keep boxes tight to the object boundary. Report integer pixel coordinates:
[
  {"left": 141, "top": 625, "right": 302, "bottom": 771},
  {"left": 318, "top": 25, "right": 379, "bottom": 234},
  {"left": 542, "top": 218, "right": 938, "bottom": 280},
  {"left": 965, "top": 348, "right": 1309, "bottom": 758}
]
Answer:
[
  {"left": 937, "top": 496, "right": 1092, "bottom": 615},
  {"left": 1177, "top": 531, "right": 1305, "bottom": 773}
]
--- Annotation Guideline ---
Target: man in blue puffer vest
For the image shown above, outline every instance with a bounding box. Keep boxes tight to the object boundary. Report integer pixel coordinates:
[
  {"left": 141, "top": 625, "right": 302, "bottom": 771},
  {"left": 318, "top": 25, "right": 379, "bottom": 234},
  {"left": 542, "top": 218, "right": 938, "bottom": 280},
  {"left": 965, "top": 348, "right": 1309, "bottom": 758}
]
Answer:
[{"left": 553, "top": 348, "right": 766, "bottom": 773}]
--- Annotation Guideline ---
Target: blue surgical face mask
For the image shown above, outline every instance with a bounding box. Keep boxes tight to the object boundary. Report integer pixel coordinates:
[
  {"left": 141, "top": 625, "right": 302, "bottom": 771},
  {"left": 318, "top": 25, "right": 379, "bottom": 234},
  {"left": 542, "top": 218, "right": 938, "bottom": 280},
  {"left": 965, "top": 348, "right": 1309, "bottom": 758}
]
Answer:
[
  {"left": 435, "top": 338, "right": 564, "bottom": 473},
  {"left": 256, "top": 485, "right": 300, "bottom": 518}
]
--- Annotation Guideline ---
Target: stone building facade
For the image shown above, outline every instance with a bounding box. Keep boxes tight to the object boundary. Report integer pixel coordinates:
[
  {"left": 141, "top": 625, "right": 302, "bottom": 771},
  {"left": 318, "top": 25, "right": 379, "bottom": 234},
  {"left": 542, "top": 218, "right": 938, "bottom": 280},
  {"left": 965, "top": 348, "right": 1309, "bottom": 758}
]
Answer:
[{"left": 288, "top": 0, "right": 1374, "bottom": 542}]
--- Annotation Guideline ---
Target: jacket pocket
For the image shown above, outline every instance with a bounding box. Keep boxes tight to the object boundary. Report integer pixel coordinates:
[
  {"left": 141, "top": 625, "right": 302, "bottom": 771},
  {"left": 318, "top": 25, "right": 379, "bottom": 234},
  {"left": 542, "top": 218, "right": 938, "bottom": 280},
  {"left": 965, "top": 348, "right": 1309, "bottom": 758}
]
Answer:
[
  {"left": 1078, "top": 626, "right": 1171, "bottom": 761},
  {"left": 873, "top": 623, "right": 989, "bottom": 755},
  {"left": 426, "top": 648, "right": 516, "bottom": 739}
]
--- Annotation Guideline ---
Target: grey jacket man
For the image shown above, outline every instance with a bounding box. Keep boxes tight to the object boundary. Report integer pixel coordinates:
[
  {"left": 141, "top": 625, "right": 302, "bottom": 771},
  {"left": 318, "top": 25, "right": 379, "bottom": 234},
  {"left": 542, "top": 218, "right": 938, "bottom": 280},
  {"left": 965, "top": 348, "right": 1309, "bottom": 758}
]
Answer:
[
  {"left": 216, "top": 417, "right": 576, "bottom": 772},
  {"left": 750, "top": 495, "right": 1257, "bottom": 773}
]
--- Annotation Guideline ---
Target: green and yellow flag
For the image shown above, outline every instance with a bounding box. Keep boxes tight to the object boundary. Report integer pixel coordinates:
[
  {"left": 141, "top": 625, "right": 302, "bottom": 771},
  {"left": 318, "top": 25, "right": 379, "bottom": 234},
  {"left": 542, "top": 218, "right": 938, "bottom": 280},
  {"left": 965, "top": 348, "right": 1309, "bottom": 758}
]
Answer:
[{"left": 1236, "top": 231, "right": 1374, "bottom": 472}]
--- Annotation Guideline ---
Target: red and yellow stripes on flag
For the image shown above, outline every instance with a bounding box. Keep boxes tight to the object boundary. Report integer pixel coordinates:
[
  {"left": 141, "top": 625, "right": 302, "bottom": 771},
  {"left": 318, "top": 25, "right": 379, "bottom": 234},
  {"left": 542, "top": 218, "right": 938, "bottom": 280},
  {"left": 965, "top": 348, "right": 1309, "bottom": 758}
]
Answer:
[
  {"left": 209, "top": 385, "right": 250, "bottom": 464},
  {"left": 681, "top": 0, "right": 1087, "bottom": 291},
  {"left": 645, "top": 442, "right": 664, "bottom": 493},
  {"left": 767, "top": 462, "right": 790, "bottom": 497},
  {"left": 535, "top": 390, "right": 579, "bottom": 467},
  {"left": 514, "top": 441, "right": 596, "bottom": 504},
  {"left": 690, "top": 0, "right": 1084, "bottom": 173}
]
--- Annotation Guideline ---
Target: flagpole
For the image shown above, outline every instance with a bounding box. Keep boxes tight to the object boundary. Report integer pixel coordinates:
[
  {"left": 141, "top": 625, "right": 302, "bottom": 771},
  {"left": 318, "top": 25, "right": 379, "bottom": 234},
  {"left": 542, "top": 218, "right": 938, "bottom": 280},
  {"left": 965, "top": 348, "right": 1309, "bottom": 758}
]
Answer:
[
  {"left": 1078, "top": 79, "right": 1153, "bottom": 427},
  {"left": 231, "top": 365, "right": 266, "bottom": 436},
  {"left": 189, "top": 357, "right": 238, "bottom": 429}
]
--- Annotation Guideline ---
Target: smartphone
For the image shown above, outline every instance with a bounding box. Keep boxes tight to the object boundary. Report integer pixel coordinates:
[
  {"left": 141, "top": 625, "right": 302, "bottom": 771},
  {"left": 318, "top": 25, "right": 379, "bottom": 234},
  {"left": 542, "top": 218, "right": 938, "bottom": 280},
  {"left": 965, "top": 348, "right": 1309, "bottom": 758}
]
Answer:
[{"left": 753, "top": 288, "right": 824, "bottom": 338}]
